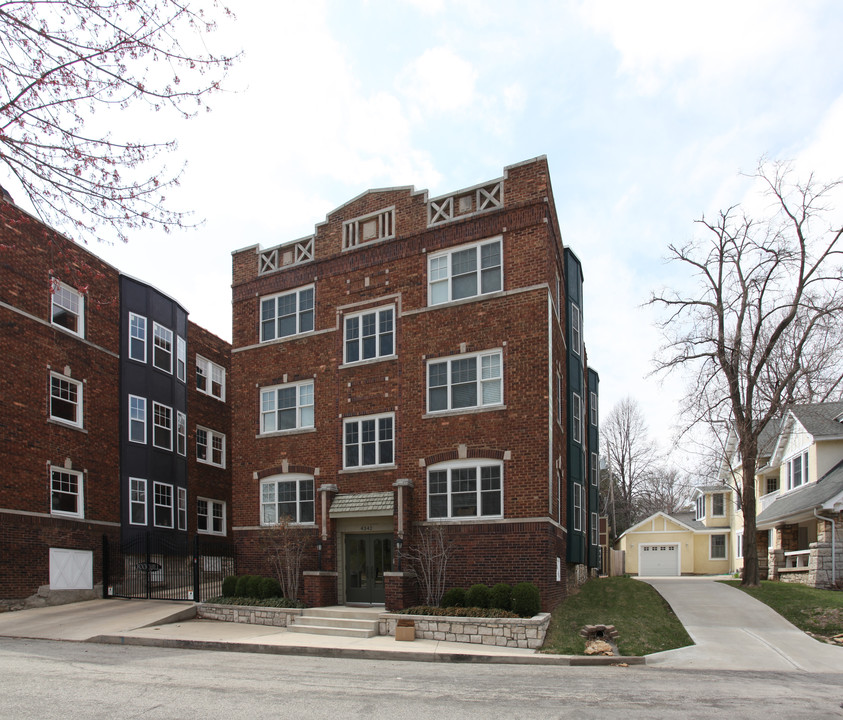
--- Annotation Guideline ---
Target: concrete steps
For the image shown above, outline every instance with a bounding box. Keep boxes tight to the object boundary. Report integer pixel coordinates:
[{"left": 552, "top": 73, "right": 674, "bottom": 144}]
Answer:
[{"left": 288, "top": 607, "right": 381, "bottom": 638}]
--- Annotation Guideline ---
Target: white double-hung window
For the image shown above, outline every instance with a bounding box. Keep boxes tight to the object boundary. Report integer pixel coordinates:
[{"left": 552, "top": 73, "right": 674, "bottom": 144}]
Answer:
[
  {"left": 786, "top": 451, "right": 809, "bottom": 490},
  {"left": 51, "top": 281, "right": 84, "bottom": 337},
  {"left": 260, "top": 476, "right": 315, "bottom": 525},
  {"left": 344, "top": 306, "right": 394, "bottom": 363},
  {"left": 343, "top": 413, "right": 394, "bottom": 468},
  {"left": 260, "top": 285, "right": 314, "bottom": 342},
  {"left": 260, "top": 380, "right": 314, "bottom": 434},
  {"left": 427, "top": 350, "right": 502, "bottom": 413},
  {"left": 51, "top": 467, "right": 84, "bottom": 518},
  {"left": 128, "top": 395, "right": 147, "bottom": 444},
  {"left": 152, "top": 323, "right": 173, "bottom": 373},
  {"left": 196, "top": 355, "right": 226, "bottom": 400},
  {"left": 427, "top": 460, "right": 503, "bottom": 520},
  {"left": 129, "top": 313, "right": 146, "bottom": 361},
  {"left": 50, "top": 373, "right": 83, "bottom": 427},
  {"left": 196, "top": 426, "right": 225, "bottom": 467},
  {"left": 428, "top": 237, "right": 502, "bottom": 305},
  {"left": 152, "top": 402, "right": 173, "bottom": 450}
]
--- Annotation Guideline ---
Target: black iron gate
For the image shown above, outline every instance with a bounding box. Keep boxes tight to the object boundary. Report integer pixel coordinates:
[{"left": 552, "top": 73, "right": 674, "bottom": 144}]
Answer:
[{"left": 102, "top": 533, "right": 235, "bottom": 602}]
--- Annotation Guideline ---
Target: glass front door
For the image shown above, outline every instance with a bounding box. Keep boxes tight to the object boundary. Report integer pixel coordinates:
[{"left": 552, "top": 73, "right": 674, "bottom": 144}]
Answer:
[{"left": 345, "top": 534, "right": 392, "bottom": 604}]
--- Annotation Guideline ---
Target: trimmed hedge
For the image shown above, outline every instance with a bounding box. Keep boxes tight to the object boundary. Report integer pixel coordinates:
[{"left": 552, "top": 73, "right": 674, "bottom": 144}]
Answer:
[
  {"left": 205, "top": 596, "right": 304, "bottom": 609},
  {"left": 440, "top": 588, "right": 466, "bottom": 608},
  {"left": 221, "top": 575, "right": 238, "bottom": 597},
  {"left": 490, "top": 583, "right": 513, "bottom": 611},
  {"left": 466, "top": 584, "right": 491, "bottom": 609},
  {"left": 437, "top": 581, "right": 540, "bottom": 617},
  {"left": 227, "top": 574, "right": 283, "bottom": 600},
  {"left": 512, "top": 582, "right": 541, "bottom": 618},
  {"left": 400, "top": 606, "right": 519, "bottom": 618}
]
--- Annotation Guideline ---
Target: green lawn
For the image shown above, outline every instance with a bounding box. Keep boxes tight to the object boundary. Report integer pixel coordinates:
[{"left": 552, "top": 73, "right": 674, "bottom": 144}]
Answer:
[
  {"left": 541, "top": 576, "right": 693, "bottom": 656},
  {"left": 720, "top": 580, "right": 843, "bottom": 641}
]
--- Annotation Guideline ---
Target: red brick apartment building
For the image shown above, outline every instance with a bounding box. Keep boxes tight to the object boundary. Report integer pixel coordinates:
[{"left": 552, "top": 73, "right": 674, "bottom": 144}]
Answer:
[
  {"left": 230, "top": 157, "right": 600, "bottom": 611},
  {"left": 0, "top": 195, "right": 231, "bottom": 607}
]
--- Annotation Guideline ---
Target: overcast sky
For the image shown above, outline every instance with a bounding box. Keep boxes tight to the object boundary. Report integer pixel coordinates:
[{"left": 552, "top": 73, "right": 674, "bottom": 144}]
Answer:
[{"left": 12, "top": 0, "right": 843, "bottom": 460}]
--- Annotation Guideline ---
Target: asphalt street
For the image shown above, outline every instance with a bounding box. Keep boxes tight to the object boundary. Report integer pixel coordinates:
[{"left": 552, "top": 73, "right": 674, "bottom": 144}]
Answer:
[{"left": 2, "top": 637, "right": 843, "bottom": 720}]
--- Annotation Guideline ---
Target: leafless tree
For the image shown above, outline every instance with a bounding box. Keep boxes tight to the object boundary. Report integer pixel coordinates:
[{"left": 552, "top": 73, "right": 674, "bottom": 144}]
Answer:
[
  {"left": 637, "top": 466, "right": 693, "bottom": 517},
  {"left": 402, "top": 524, "right": 454, "bottom": 607},
  {"left": 0, "top": 1, "right": 237, "bottom": 244},
  {"left": 650, "top": 160, "right": 843, "bottom": 586},
  {"left": 601, "top": 396, "right": 661, "bottom": 536},
  {"left": 263, "top": 520, "right": 310, "bottom": 602}
]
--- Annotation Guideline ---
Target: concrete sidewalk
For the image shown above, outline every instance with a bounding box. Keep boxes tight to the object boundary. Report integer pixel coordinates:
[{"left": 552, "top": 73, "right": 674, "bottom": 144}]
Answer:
[
  {"left": 642, "top": 577, "right": 843, "bottom": 673},
  {"left": 0, "top": 599, "right": 632, "bottom": 666}
]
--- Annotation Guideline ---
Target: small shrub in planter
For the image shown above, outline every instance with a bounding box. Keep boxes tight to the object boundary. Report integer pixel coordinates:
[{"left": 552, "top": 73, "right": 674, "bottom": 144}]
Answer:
[
  {"left": 466, "top": 583, "right": 491, "bottom": 609},
  {"left": 221, "top": 575, "right": 238, "bottom": 597},
  {"left": 235, "top": 574, "right": 260, "bottom": 598},
  {"left": 511, "top": 582, "right": 541, "bottom": 617},
  {"left": 440, "top": 588, "right": 466, "bottom": 608},
  {"left": 257, "top": 576, "right": 283, "bottom": 600},
  {"left": 490, "top": 583, "right": 513, "bottom": 611}
]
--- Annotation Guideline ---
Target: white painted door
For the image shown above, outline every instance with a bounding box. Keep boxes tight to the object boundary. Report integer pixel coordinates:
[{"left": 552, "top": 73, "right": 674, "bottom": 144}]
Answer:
[
  {"left": 49, "top": 548, "right": 93, "bottom": 590},
  {"left": 639, "top": 544, "right": 679, "bottom": 576}
]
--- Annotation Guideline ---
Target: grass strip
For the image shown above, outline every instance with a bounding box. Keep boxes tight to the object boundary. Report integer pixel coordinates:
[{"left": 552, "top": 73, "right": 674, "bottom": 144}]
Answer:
[
  {"left": 720, "top": 580, "right": 843, "bottom": 641},
  {"left": 541, "top": 576, "right": 692, "bottom": 656}
]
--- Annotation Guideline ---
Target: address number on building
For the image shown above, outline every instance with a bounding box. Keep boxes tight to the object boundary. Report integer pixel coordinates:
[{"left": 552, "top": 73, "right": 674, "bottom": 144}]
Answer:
[
  {"left": 136, "top": 562, "right": 162, "bottom": 572},
  {"left": 359, "top": 525, "right": 373, "bottom": 532}
]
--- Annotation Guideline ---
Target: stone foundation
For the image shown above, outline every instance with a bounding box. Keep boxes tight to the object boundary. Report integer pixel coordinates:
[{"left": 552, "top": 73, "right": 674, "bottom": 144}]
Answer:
[
  {"left": 198, "top": 602, "right": 302, "bottom": 627},
  {"left": 378, "top": 612, "right": 550, "bottom": 649}
]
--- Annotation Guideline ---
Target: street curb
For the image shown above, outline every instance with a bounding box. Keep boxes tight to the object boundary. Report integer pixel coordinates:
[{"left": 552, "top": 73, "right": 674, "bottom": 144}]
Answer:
[{"left": 87, "top": 634, "right": 646, "bottom": 666}]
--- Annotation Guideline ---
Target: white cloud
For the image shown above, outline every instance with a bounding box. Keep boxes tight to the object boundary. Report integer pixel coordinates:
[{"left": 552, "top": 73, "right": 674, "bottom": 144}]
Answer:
[
  {"left": 397, "top": 47, "right": 479, "bottom": 117},
  {"left": 579, "top": 0, "right": 809, "bottom": 95}
]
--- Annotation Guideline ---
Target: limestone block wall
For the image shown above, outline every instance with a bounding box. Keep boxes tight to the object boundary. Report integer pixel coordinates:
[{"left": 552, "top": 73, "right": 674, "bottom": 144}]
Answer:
[{"left": 379, "top": 612, "right": 550, "bottom": 649}]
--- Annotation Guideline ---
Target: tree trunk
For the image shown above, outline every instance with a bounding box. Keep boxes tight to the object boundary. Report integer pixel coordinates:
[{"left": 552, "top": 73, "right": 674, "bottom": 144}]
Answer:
[{"left": 741, "top": 454, "right": 760, "bottom": 587}]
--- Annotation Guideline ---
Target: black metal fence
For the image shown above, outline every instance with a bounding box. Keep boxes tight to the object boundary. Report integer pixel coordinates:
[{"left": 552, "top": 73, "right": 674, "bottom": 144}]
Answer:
[{"left": 103, "top": 533, "right": 235, "bottom": 602}]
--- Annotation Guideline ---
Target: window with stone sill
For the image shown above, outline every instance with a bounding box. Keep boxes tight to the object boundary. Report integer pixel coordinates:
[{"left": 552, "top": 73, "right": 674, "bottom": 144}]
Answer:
[
  {"left": 260, "top": 285, "right": 314, "bottom": 342},
  {"left": 260, "top": 380, "right": 314, "bottom": 434},
  {"left": 344, "top": 413, "right": 394, "bottom": 469},
  {"left": 196, "top": 426, "right": 225, "bottom": 468},
  {"left": 50, "top": 373, "right": 83, "bottom": 428},
  {"left": 198, "top": 498, "right": 226, "bottom": 535},
  {"left": 51, "top": 280, "right": 84, "bottom": 337},
  {"left": 427, "top": 350, "right": 502, "bottom": 414},
  {"left": 51, "top": 467, "right": 83, "bottom": 519},
  {"left": 344, "top": 306, "right": 395, "bottom": 364},
  {"left": 197, "top": 355, "right": 226, "bottom": 401},
  {"left": 428, "top": 237, "right": 502, "bottom": 306},
  {"left": 427, "top": 460, "right": 502, "bottom": 521},
  {"left": 260, "top": 476, "right": 314, "bottom": 525}
]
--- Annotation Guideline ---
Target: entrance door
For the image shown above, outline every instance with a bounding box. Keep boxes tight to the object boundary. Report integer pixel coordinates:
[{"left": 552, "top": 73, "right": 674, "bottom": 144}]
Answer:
[{"left": 345, "top": 534, "right": 392, "bottom": 604}]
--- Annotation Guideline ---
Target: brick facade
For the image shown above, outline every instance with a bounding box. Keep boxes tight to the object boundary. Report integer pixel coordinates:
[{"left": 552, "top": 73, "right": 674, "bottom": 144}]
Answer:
[
  {"left": 230, "top": 157, "right": 599, "bottom": 612},
  {"left": 0, "top": 197, "right": 231, "bottom": 603}
]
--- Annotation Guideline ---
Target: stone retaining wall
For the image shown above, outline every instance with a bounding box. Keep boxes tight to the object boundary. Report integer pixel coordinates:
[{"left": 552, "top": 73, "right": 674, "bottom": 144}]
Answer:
[
  {"left": 197, "top": 603, "right": 302, "bottom": 627},
  {"left": 197, "top": 603, "right": 550, "bottom": 649},
  {"left": 378, "top": 613, "right": 551, "bottom": 649}
]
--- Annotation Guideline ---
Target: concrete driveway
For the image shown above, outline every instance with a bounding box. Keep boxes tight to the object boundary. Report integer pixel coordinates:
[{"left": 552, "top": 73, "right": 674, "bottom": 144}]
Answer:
[
  {"left": 642, "top": 576, "right": 843, "bottom": 673},
  {"left": 0, "top": 599, "right": 195, "bottom": 641}
]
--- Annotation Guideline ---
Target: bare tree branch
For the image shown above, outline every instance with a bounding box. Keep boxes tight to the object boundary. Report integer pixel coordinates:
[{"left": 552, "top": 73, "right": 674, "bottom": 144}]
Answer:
[
  {"left": 0, "top": 0, "right": 238, "bottom": 244},
  {"left": 650, "top": 159, "right": 843, "bottom": 586}
]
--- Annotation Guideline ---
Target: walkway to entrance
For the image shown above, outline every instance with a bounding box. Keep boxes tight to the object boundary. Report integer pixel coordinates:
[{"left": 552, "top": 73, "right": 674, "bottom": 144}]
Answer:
[{"left": 642, "top": 577, "right": 843, "bottom": 672}]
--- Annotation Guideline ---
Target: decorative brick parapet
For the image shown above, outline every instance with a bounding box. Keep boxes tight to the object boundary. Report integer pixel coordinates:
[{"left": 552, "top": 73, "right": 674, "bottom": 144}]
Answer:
[
  {"left": 378, "top": 612, "right": 550, "bottom": 650},
  {"left": 197, "top": 603, "right": 302, "bottom": 627}
]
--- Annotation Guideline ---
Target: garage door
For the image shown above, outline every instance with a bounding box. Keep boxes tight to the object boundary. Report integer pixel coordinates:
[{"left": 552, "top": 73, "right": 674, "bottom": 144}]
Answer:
[
  {"left": 640, "top": 544, "right": 679, "bottom": 576},
  {"left": 49, "top": 548, "right": 93, "bottom": 590}
]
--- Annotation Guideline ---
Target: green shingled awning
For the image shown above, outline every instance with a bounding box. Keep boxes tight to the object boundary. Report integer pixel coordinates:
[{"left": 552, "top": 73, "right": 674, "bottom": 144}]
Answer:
[{"left": 329, "top": 491, "right": 394, "bottom": 518}]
